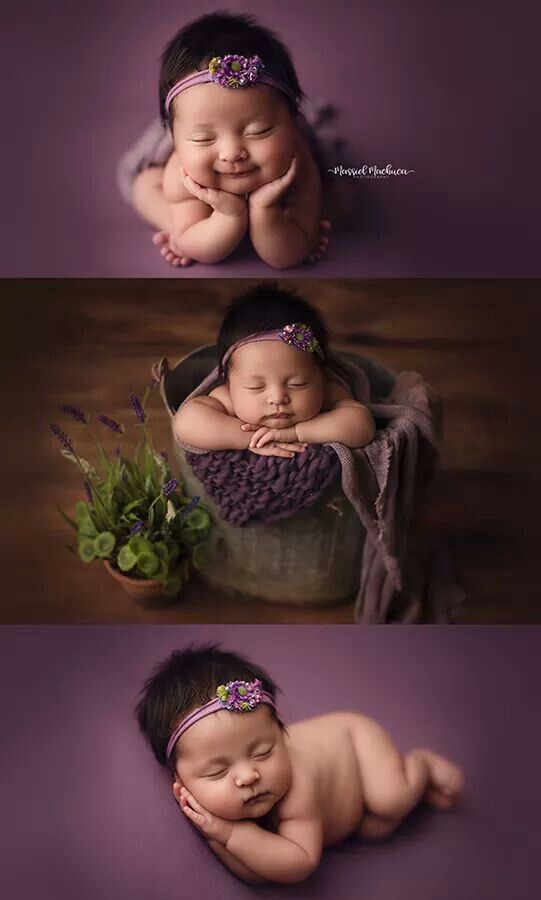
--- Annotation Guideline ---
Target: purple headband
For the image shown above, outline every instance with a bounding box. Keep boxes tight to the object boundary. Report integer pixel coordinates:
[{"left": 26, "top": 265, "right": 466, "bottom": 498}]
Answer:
[
  {"left": 221, "top": 323, "right": 324, "bottom": 369},
  {"left": 165, "top": 54, "right": 298, "bottom": 114},
  {"left": 166, "top": 679, "right": 276, "bottom": 760}
]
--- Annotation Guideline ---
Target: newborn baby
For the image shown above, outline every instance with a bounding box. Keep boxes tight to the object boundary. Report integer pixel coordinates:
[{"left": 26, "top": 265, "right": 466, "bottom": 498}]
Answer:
[
  {"left": 174, "top": 283, "right": 375, "bottom": 456},
  {"left": 136, "top": 646, "right": 464, "bottom": 885},
  {"left": 129, "top": 12, "right": 328, "bottom": 269}
]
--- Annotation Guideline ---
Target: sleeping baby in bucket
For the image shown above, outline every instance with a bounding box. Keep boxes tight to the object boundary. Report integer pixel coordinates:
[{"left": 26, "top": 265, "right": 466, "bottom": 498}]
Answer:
[
  {"left": 136, "top": 646, "right": 464, "bottom": 885},
  {"left": 173, "top": 283, "right": 376, "bottom": 457}
]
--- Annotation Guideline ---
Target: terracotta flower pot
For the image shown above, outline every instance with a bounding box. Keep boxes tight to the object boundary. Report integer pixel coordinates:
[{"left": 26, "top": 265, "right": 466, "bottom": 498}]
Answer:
[{"left": 103, "top": 561, "right": 176, "bottom": 607}]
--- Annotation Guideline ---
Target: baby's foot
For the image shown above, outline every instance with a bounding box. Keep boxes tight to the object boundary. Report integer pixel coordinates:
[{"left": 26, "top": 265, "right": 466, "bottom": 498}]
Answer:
[
  {"left": 152, "top": 231, "right": 194, "bottom": 268},
  {"left": 421, "top": 750, "right": 465, "bottom": 811},
  {"left": 307, "top": 219, "right": 331, "bottom": 263}
]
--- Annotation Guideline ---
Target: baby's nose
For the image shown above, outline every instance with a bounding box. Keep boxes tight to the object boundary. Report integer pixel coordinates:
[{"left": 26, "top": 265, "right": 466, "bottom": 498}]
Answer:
[
  {"left": 268, "top": 386, "right": 290, "bottom": 405},
  {"left": 234, "top": 766, "right": 260, "bottom": 788},
  {"left": 218, "top": 138, "right": 248, "bottom": 163}
]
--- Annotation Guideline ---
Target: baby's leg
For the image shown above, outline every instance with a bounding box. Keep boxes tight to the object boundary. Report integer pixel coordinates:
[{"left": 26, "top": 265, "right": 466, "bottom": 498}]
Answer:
[
  {"left": 131, "top": 167, "right": 171, "bottom": 231},
  {"left": 350, "top": 716, "right": 464, "bottom": 840},
  {"left": 131, "top": 168, "right": 193, "bottom": 267}
]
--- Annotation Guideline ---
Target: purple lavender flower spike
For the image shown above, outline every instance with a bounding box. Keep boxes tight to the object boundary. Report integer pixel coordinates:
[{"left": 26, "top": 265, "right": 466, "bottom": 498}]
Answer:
[
  {"left": 97, "top": 414, "right": 124, "bottom": 435},
  {"left": 181, "top": 496, "right": 200, "bottom": 516},
  {"left": 49, "top": 423, "right": 73, "bottom": 452},
  {"left": 83, "top": 481, "right": 93, "bottom": 502},
  {"left": 163, "top": 478, "right": 180, "bottom": 499},
  {"left": 130, "top": 394, "right": 146, "bottom": 424},
  {"left": 160, "top": 450, "right": 169, "bottom": 463},
  {"left": 60, "top": 404, "right": 88, "bottom": 424},
  {"left": 130, "top": 520, "right": 144, "bottom": 534}
]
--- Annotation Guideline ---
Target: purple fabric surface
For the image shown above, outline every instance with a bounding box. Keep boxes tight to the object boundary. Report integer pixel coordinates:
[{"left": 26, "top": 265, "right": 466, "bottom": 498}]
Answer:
[
  {"left": 186, "top": 444, "right": 341, "bottom": 526},
  {"left": 1, "top": 625, "right": 540, "bottom": 900},
  {"left": 1, "top": 0, "right": 539, "bottom": 276}
]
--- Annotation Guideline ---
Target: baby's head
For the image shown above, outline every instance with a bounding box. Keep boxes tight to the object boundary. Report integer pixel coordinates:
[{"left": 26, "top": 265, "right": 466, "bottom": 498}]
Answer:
[
  {"left": 159, "top": 13, "right": 304, "bottom": 194},
  {"left": 136, "top": 645, "right": 291, "bottom": 821},
  {"left": 217, "top": 283, "right": 329, "bottom": 429}
]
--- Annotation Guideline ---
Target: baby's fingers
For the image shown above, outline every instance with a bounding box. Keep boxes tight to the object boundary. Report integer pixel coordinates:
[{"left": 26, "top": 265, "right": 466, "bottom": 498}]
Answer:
[{"left": 275, "top": 442, "right": 307, "bottom": 453}]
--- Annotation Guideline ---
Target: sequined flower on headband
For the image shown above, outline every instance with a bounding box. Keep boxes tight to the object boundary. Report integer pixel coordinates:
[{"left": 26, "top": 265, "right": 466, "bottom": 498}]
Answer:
[
  {"left": 208, "top": 54, "right": 265, "bottom": 89},
  {"left": 216, "top": 678, "right": 263, "bottom": 712},
  {"left": 279, "top": 323, "right": 320, "bottom": 354}
]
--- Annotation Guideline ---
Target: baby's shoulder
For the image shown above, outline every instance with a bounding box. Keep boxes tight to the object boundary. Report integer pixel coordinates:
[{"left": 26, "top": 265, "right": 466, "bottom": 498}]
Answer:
[
  {"left": 322, "top": 374, "right": 353, "bottom": 409},
  {"left": 207, "top": 383, "right": 234, "bottom": 415}
]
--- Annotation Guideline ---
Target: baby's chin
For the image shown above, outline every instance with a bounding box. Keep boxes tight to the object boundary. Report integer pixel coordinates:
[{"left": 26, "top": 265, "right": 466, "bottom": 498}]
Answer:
[{"left": 215, "top": 170, "right": 266, "bottom": 195}]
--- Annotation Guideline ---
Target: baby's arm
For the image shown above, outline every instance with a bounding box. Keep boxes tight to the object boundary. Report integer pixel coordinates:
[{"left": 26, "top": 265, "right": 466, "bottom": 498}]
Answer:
[
  {"left": 174, "top": 395, "right": 252, "bottom": 451},
  {"left": 179, "top": 786, "right": 322, "bottom": 884},
  {"left": 162, "top": 154, "right": 248, "bottom": 264},
  {"left": 224, "top": 816, "right": 323, "bottom": 884},
  {"left": 248, "top": 144, "right": 322, "bottom": 269}
]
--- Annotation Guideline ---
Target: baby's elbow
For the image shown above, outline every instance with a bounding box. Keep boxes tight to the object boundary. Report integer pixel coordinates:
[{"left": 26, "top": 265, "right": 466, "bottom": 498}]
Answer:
[
  {"left": 281, "top": 856, "right": 320, "bottom": 884},
  {"left": 349, "top": 408, "right": 376, "bottom": 449}
]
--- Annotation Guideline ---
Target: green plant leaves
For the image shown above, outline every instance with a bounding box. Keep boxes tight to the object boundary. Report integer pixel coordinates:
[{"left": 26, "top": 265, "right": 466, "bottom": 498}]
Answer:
[
  {"left": 184, "top": 508, "right": 211, "bottom": 531},
  {"left": 117, "top": 545, "right": 137, "bottom": 572},
  {"left": 78, "top": 539, "right": 96, "bottom": 563},
  {"left": 137, "top": 551, "right": 160, "bottom": 578},
  {"left": 94, "top": 531, "right": 116, "bottom": 558}
]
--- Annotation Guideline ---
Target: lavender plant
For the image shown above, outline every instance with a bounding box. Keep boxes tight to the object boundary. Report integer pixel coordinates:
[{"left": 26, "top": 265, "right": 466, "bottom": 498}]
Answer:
[{"left": 50, "top": 389, "right": 212, "bottom": 597}]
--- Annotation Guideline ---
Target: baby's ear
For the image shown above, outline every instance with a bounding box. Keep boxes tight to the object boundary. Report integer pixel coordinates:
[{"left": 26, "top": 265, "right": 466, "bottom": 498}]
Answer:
[{"left": 172, "top": 775, "right": 184, "bottom": 796}]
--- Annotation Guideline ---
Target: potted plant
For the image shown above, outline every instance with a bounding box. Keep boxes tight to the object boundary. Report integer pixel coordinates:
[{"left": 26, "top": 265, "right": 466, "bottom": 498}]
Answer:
[{"left": 49, "top": 387, "right": 213, "bottom": 603}]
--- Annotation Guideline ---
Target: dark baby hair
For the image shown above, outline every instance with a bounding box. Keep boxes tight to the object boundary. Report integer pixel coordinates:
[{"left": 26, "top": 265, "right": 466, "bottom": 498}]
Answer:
[
  {"left": 135, "top": 644, "right": 281, "bottom": 768},
  {"left": 217, "top": 282, "right": 330, "bottom": 380},
  {"left": 159, "top": 11, "right": 304, "bottom": 125}
]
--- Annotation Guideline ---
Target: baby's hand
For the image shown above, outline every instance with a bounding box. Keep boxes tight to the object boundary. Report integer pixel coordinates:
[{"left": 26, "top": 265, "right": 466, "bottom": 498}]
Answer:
[
  {"left": 174, "top": 785, "right": 233, "bottom": 846},
  {"left": 248, "top": 157, "right": 298, "bottom": 209},
  {"left": 247, "top": 425, "right": 301, "bottom": 448},
  {"left": 181, "top": 168, "right": 247, "bottom": 218}
]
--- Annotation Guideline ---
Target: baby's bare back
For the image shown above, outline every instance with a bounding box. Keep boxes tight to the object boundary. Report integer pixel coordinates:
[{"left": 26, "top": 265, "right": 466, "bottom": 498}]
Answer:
[{"left": 283, "top": 712, "right": 369, "bottom": 845}]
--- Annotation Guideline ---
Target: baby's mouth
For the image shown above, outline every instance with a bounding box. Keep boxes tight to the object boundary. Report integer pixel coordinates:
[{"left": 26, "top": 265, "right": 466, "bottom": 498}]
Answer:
[
  {"left": 220, "top": 167, "right": 258, "bottom": 178},
  {"left": 244, "top": 791, "right": 270, "bottom": 805}
]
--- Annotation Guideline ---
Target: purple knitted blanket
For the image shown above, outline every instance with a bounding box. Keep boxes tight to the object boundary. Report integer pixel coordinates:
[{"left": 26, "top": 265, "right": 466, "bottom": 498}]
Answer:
[
  {"left": 174, "top": 351, "right": 464, "bottom": 622},
  {"left": 186, "top": 445, "right": 340, "bottom": 526}
]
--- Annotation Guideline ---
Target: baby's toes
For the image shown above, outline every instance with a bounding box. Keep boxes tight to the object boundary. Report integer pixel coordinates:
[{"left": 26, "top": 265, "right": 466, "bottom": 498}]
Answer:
[
  {"left": 153, "top": 231, "right": 169, "bottom": 246},
  {"left": 179, "top": 257, "right": 194, "bottom": 267},
  {"left": 424, "top": 788, "right": 458, "bottom": 811}
]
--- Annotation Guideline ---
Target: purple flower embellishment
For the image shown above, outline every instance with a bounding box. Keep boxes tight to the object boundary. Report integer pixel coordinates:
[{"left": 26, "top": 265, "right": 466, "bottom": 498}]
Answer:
[
  {"left": 50, "top": 423, "right": 73, "bottom": 452},
  {"left": 209, "top": 54, "right": 265, "bottom": 89},
  {"left": 130, "top": 520, "right": 144, "bottom": 535},
  {"left": 278, "top": 323, "right": 320, "bottom": 355},
  {"left": 130, "top": 394, "right": 146, "bottom": 424},
  {"left": 216, "top": 679, "right": 263, "bottom": 712},
  {"left": 60, "top": 404, "right": 88, "bottom": 424},
  {"left": 97, "top": 414, "right": 124, "bottom": 434},
  {"left": 163, "top": 478, "right": 179, "bottom": 499},
  {"left": 83, "top": 480, "right": 93, "bottom": 502}
]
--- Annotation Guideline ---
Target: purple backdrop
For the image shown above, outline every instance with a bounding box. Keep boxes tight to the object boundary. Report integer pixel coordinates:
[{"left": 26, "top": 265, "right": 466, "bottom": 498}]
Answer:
[
  {"left": 1, "top": 625, "right": 539, "bottom": 899},
  {"left": 1, "top": 0, "right": 540, "bottom": 276}
]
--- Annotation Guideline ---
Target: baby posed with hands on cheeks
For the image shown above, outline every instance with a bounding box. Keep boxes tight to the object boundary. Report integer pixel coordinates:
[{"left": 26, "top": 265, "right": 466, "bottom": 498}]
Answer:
[
  {"left": 136, "top": 646, "right": 465, "bottom": 885},
  {"left": 174, "top": 283, "right": 376, "bottom": 458},
  {"left": 130, "top": 12, "right": 328, "bottom": 269}
]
